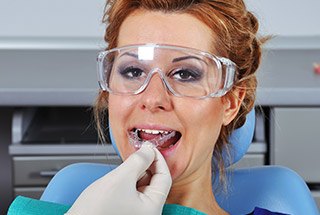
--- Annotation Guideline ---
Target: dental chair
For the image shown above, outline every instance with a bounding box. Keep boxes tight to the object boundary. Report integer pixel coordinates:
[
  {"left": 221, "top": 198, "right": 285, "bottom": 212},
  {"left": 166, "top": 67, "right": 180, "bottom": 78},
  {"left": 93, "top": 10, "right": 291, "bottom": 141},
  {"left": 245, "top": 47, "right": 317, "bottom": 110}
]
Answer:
[{"left": 39, "top": 110, "right": 319, "bottom": 215}]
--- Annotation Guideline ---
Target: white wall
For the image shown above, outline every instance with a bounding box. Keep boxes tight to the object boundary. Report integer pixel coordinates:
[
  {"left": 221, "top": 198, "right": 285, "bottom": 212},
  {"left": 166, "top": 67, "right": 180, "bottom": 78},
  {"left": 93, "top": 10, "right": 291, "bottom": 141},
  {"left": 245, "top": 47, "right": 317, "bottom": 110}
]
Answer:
[
  {"left": 1, "top": 0, "right": 319, "bottom": 39},
  {"left": 0, "top": 0, "right": 105, "bottom": 38},
  {"left": 245, "top": 0, "right": 320, "bottom": 36}
]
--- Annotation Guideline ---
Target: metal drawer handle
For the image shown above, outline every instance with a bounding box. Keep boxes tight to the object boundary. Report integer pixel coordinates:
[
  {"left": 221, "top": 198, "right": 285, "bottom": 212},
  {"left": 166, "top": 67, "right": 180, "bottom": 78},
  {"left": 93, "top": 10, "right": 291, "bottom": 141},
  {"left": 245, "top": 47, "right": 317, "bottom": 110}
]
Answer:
[{"left": 39, "top": 170, "right": 58, "bottom": 177}]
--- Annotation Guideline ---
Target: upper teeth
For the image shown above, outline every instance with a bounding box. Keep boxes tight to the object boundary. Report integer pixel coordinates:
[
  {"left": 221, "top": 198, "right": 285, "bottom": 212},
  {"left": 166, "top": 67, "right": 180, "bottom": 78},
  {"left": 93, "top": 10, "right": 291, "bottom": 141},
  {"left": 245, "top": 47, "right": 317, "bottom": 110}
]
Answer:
[{"left": 137, "top": 128, "right": 170, "bottom": 135}]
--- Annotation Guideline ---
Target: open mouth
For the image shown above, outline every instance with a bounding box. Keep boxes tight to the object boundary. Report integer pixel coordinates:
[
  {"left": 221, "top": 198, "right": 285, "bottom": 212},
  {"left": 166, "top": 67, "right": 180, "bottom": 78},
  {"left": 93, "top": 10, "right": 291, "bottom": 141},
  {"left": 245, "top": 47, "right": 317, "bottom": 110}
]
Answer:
[{"left": 128, "top": 128, "right": 181, "bottom": 150}]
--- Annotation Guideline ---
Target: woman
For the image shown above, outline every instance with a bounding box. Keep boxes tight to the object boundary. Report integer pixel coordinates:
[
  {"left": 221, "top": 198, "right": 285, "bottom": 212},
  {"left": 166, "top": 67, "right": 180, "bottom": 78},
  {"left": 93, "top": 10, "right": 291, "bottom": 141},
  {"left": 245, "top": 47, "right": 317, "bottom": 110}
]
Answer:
[{"left": 73, "top": 0, "right": 266, "bottom": 214}]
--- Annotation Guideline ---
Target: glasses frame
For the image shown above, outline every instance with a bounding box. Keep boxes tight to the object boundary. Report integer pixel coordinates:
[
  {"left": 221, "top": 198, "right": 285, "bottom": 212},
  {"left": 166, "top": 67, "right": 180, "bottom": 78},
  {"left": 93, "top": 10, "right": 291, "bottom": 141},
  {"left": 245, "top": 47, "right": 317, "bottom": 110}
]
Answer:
[{"left": 97, "top": 44, "right": 237, "bottom": 99}]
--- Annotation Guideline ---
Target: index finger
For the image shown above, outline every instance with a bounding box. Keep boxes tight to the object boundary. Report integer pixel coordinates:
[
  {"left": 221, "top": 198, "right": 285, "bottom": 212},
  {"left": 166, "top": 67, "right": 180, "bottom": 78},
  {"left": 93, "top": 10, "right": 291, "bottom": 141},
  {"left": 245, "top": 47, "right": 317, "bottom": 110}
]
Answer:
[{"left": 143, "top": 148, "right": 172, "bottom": 198}]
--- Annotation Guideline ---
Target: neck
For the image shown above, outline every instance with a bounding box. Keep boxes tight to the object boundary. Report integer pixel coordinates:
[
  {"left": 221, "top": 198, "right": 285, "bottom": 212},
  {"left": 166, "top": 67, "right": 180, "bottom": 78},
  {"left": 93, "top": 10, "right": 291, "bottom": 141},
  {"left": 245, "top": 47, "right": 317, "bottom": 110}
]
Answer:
[{"left": 165, "top": 161, "right": 228, "bottom": 215}]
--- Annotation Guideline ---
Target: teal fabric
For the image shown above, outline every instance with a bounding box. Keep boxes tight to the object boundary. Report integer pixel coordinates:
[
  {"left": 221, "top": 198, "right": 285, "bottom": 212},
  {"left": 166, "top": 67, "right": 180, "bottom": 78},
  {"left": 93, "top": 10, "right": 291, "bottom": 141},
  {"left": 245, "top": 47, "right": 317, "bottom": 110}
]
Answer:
[
  {"left": 163, "top": 204, "right": 207, "bottom": 215},
  {"left": 7, "top": 196, "right": 70, "bottom": 215},
  {"left": 8, "top": 196, "right": 207, "bottom": 215}
]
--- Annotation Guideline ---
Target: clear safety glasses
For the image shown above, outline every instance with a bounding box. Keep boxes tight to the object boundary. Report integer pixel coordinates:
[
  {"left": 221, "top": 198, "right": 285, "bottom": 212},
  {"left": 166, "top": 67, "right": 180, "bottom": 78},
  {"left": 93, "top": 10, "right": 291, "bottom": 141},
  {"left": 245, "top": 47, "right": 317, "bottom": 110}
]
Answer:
[{"left": 97, "top": 44, "right": 236, "bottom": 99}]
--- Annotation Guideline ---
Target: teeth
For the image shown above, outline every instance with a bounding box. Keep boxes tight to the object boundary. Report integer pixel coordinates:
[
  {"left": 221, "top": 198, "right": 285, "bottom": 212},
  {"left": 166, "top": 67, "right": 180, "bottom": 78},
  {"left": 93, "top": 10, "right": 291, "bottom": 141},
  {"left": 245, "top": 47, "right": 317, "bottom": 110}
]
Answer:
[
  {"left": 137, "top": 128, "right": 170, "bottom": 135},
  {"left": 129, "top": 129, "right": 179, "bottom": 149}
]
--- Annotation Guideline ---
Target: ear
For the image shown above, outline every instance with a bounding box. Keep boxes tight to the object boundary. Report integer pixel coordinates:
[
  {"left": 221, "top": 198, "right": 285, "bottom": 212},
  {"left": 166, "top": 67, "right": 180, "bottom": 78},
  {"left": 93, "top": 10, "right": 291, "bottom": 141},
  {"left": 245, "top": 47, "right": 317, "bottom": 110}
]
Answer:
[{"left": 222, "top": 88, "right": 246, "bottom": 126}]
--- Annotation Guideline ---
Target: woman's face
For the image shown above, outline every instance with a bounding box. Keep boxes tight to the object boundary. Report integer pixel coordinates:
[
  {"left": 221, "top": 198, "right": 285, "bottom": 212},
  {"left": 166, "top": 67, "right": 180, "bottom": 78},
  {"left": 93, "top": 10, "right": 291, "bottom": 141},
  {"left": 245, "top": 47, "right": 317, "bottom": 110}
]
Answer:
[{"left": 108, "top": 10, "right": 236, "bottom": 181}]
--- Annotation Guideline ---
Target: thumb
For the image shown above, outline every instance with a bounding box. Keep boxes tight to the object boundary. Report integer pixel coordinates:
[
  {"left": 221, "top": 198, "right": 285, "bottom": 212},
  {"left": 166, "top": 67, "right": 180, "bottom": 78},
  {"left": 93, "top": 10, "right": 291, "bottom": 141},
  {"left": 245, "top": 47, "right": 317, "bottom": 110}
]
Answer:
[
  {"left": 142, "top": 148, "right": 172, "bottom": 200},
  {"left": 118, "top": 145, "right": 156, "bottom": 181}
]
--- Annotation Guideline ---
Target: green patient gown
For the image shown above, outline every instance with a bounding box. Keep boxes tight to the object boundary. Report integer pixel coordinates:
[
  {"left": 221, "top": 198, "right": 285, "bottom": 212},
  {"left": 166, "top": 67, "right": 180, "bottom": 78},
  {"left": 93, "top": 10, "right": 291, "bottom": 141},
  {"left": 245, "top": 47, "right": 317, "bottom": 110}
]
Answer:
[{"left": 8, "top": 196, "right": 207, "bottom": 215}]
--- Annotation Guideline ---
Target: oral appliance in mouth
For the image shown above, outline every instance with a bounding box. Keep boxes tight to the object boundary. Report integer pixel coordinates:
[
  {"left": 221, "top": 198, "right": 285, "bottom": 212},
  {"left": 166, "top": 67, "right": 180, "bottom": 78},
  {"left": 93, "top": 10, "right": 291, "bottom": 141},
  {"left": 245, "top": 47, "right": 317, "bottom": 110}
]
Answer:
[{"left": 128, "top": 128, "right": 181, "bottom": 150}]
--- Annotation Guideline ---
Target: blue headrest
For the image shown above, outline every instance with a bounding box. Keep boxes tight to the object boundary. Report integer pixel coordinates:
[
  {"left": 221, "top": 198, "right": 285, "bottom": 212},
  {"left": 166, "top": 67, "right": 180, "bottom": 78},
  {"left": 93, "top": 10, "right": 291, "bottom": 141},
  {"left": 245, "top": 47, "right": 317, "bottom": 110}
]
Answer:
[{"left": 109, "top": 109, "right": 255, "bottom": 166}]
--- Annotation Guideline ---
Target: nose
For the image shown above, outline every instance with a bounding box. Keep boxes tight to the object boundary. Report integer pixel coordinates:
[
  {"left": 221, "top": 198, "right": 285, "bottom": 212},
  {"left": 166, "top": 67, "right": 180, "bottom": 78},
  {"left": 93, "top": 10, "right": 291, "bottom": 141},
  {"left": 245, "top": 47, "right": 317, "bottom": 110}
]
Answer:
[{"left": 139, "top": 73, "right": 173, "bottom": 112}]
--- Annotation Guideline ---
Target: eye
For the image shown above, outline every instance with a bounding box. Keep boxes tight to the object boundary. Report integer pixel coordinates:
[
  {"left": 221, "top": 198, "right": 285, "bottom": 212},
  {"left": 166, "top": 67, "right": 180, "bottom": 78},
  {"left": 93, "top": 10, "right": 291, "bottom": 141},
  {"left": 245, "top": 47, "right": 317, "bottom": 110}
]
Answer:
[
  {"left": 171, "top": 68, "right": 202, "bottom": 82},
  {"left": 119, "top": 66, "right": 146, "bottom": 79}
]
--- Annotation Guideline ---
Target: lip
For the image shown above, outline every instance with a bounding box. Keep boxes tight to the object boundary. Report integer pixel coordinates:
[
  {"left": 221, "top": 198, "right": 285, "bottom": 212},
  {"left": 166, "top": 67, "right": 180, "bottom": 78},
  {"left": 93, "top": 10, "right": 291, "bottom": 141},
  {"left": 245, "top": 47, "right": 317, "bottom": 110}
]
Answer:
[
  {"left": 157, "top": 137, "right": 181, "bottom": 157},
  {"left": 128, "top": 124, "right": 177, "bottom": 133}
]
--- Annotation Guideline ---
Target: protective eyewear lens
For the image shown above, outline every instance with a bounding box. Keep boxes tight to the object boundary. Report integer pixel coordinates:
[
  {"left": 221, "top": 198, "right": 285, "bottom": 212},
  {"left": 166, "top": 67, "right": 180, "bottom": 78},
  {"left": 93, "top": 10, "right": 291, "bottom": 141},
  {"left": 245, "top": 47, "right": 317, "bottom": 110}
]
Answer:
[{"left": 97, "top": 44, "right": 236, "bottom": 99}]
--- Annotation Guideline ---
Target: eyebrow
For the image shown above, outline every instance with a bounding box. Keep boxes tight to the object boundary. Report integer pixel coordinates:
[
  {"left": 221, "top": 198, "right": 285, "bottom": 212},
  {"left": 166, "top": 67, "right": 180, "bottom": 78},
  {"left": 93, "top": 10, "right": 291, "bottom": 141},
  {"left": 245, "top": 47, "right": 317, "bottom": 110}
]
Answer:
[
  {"left": 119, "top": 52, "right": 138, "bottom": 58},
  {"left": 119, "top": 52, "right": 208, "bottom": 65},
  {"left": 172, "top": 56, "right": 208, "bottom": 65}
]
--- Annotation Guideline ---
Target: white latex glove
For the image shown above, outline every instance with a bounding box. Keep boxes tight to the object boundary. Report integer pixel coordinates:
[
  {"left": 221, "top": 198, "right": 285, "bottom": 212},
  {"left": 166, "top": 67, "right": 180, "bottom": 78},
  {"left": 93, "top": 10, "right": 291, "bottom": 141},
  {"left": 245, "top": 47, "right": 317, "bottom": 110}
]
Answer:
[{"left": 66, "top": 145, "right": 172, "bottom": 215}]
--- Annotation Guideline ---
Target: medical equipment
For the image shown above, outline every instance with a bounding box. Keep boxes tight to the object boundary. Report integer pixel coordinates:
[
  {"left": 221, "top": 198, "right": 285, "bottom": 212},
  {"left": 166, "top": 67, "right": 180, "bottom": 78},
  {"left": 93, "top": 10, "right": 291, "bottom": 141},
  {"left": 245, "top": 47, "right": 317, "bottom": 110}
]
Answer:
[
  {"left": 314, "top": 63, "right": 320, "bottom": 74},
  {"left": 128, "top": 129, "right": 177, "bottom": 149}
]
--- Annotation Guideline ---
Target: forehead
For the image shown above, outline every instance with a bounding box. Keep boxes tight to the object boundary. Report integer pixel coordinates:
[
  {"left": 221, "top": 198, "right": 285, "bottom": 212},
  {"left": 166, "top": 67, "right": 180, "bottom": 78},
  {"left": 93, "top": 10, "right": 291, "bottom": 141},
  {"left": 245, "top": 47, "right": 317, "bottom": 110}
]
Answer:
[{"left": 117, "top": 10, "right": 214, "bottom": 53}]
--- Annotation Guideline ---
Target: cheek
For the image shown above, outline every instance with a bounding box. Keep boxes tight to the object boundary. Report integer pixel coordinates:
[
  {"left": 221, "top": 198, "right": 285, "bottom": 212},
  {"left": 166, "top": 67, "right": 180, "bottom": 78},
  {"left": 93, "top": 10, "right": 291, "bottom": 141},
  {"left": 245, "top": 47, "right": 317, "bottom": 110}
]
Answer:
[
  {"left": 190, "top": 104, "right": 224, "bottom": 160},
  {"left": 108, "top": 96, "right": 125, "bottom": 137},
  {"left": 202, "top": 104, "right": 224, "bottom": 153},
  {"left": 170, "top": 100, "right": 225, "bottom": 176},
  {"left": 185, "top": 100, "right": 224, "bottom": 141},
  {"left": 108, "top": 95, "right": 136, "bottom": 160}
]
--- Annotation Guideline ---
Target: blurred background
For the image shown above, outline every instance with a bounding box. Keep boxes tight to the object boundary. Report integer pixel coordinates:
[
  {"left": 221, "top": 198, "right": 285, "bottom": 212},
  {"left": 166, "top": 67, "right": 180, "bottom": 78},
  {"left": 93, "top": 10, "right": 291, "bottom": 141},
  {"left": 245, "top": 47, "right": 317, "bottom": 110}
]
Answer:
[{"left": 0, "top": 0, "right": 320, "bottom": 212}]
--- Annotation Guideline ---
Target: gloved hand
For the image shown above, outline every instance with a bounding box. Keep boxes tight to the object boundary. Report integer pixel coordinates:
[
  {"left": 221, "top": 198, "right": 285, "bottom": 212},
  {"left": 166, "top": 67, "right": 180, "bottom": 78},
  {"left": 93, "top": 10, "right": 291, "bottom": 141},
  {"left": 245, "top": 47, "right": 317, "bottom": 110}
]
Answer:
[{"left": 65, "top": 145, "right": 172, "bottom": 215}]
